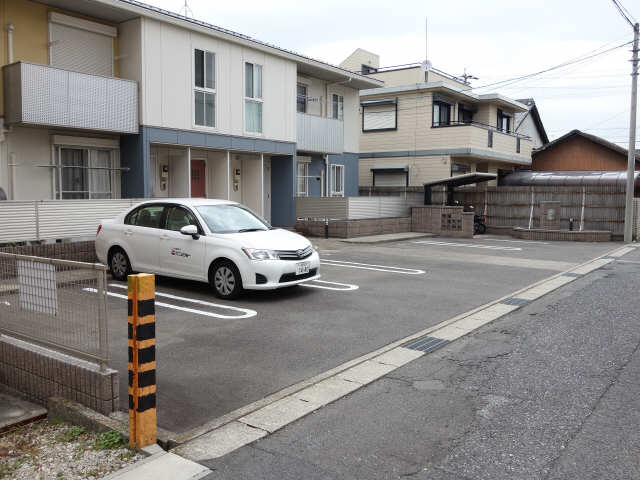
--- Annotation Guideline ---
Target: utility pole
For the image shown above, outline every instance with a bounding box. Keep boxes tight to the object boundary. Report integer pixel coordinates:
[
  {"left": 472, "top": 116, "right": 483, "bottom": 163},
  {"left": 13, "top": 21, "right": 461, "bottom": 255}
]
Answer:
[{"left": 623, "top": 22, "right": 638, "bottom": 243}]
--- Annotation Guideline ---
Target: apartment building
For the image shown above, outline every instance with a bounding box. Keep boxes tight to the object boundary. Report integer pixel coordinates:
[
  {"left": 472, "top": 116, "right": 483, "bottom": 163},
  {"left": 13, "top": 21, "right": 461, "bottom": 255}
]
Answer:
[
  {"left": 340, "top": 50, "right": 534, "bottom": 188},
  {"left": 0, "top": 0, "right": 380, "bottom": 227}
]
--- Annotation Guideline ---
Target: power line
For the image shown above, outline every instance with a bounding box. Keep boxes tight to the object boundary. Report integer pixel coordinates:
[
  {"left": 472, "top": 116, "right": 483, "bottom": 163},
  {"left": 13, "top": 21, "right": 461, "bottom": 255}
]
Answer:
[
  {"left": 468, "top": 41, "right": 632, "bottom": 92},
  {"left": 611, "top": 0, "right": 636, "bottom": 27}
]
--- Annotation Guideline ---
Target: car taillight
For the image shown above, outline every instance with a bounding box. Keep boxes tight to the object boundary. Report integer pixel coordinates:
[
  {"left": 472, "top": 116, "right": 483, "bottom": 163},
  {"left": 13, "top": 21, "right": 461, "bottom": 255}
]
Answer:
[
  {"left": 96, "top": 224, "right": 102, "bottom": 236},
  {"left": 482, "top": 216, "right": 486, "bottom": 222}
]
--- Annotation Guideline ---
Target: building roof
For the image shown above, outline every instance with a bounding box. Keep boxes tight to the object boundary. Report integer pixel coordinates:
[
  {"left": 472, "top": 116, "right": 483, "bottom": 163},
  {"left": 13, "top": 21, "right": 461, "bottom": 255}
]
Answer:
[
  {"left": 35, "top": 0, "right": 383, "bottom": 89},
  {"left": 360, "top": 81, "right": 528, "bottom": 111},
  {"left": 533, "top": 129, "right": 640, "bottom": 162},
  {"left": 515, "top": 98, "right": 549, "bottom": 144}
]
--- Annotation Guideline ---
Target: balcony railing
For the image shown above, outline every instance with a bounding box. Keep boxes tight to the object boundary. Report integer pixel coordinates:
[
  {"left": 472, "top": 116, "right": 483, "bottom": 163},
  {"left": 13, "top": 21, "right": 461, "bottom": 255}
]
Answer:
[
  {"left": 3, "top": 62, "right": 138, "bottom": 134},
  {"left": 296, "top": 112, "right": 344, "bottom": 154},
  {"left": 429, "top": 121, "right": 532, "bottom": 161}
]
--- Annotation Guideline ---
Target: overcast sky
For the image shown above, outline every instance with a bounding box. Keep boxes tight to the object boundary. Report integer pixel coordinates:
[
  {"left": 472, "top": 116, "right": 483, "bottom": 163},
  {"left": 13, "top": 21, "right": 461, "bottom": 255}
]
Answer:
[{"left": 147, "top": 0, "right": 639, "bottom": 147}]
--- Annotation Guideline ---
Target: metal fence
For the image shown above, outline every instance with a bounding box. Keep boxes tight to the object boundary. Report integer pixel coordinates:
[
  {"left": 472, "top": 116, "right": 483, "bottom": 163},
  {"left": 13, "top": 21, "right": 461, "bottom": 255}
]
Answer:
[
  {"left": 0, "top": 199, "right": 143, "bottom": 243},
  {"left": 0, "top": 252, "right": 109, "bottom": 368},
  {"left": 295, "top": 196, "right": 422, "bottom": 220}
]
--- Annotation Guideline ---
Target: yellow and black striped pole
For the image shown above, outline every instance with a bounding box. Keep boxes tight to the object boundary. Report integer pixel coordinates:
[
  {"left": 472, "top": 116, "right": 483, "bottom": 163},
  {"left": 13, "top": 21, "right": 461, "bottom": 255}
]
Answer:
[{"left": 127, "top": 273, "right": 157, "bottom": 448}]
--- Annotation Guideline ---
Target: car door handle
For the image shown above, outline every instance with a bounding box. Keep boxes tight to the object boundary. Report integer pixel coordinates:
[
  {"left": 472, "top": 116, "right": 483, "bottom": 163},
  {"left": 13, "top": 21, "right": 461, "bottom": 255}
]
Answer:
[
  {"left": 124, "top": 229, "right": 133, "bottom": 236},
  {"left": 160, "top": 234, "right": 170, "bottom": 240}
]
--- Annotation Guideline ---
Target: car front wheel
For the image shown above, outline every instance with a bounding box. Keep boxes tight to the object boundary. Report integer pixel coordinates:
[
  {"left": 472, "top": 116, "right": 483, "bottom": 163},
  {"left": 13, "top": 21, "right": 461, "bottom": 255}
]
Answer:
[
  {"left": 110, "top": 248, "right": 132, "bottom": 281},
  {"left": 211, "top": 260, "right": 243, "bottom": 299}
]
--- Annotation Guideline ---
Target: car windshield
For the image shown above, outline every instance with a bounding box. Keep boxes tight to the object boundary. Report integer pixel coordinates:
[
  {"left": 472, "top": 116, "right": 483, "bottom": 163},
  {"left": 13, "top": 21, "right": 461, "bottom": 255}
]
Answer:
[{"left": 196, "top": 204, "right": 271, "bottom": 234}]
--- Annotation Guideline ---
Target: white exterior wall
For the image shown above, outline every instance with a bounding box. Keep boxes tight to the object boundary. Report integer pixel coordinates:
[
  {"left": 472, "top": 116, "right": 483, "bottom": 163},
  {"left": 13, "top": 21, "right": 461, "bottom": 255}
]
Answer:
[
  {"left": 515, "top": 113, "right": 544, "bottom": 149},
  {"left": 296, "top": 75, "right": 359, "bottom": 153},
  {"left": 140, "top": 17, "right": 296, "bottom": 143},
  {"left": 5, "top": 127, "right": 52, "bottom": 200}
]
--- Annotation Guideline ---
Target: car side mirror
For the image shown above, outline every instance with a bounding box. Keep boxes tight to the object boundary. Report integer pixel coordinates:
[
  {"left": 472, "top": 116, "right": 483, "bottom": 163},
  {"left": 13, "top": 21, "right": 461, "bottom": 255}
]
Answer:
[{"left": 180, "top": 225, "right": 200, "bottom": 239}]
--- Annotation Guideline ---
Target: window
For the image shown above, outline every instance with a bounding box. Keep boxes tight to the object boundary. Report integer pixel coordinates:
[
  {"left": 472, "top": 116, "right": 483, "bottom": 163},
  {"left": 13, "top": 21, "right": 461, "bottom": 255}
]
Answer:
[
  {"left": 451, "top": 163, "right": 471, "bottom": 176},
  {"left": 330, "top": 164, "right": 344, "bottom": 197},
  {"left": 362, "top": 99, "right": 397, "bottom": 132},
  {"left": 432, "top": 101, "right": 451, "bottom": 127},
  {"left": 245, "top": 62, "right": 263, "bottom": 133},
  {"left": 361, "top": 64, "right": 377, "bottom": 74},
  {"left": 332, "top": 94, "right": 344, "bottom": 120},
  {"left": 297, "top": 84, "right": 307, "bottom": 113},
  {"left": 194, "top": 49, "right": 216, "bottom": 127},
  {"left": 55, "top": 148, "right": 115, "bottom": 199},
  {"left": 497, "top": 109, "right": 511, "bottom": 133},
  {"left": 296, "top": 162, "right": 309, "bottom": 196},
  {"left": 125, "top": 205, "right": 165, "bottom": 229},
  {"left": 458, "top": 106, "right": 473, "bottom": 124},
  {"left": 165, "top": 206, "right": 199, "bottom": 232},
  {"left": 196, "top": 204, "right": 270, "bottom": 233}
]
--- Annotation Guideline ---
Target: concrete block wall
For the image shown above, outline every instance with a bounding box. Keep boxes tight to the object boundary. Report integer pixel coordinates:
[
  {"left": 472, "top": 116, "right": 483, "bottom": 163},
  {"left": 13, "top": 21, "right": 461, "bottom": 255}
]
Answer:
[
  {"left": 0, "top": 241, "right": 98, "bottom": 263},
  {"left": 411, "top": 206, "right": 474, "bottom": 238},
  {"left": 295, "top": 217, "right": 411, "bottom": 238},
  {"left": 0, "top": 336, "right": 119, "bottom": 415},
  {"left": 512, "top": 228, "right": 611, "bottom": 242}
]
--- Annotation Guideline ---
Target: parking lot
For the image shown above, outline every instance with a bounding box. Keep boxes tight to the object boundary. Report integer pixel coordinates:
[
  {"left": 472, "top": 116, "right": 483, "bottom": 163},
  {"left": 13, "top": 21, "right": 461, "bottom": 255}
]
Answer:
[{"left": 104, "top": 235, "right": 617, "bottom": 436}]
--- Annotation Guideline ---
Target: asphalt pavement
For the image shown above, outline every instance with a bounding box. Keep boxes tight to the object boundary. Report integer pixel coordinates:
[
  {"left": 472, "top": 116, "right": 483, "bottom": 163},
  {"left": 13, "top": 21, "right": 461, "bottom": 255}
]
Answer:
[
  {"left": 104, "top": 236, "right": 616, "bottom": 434},
  {"left": 199, "top": 245, "right": 640, "bottom": 480}
]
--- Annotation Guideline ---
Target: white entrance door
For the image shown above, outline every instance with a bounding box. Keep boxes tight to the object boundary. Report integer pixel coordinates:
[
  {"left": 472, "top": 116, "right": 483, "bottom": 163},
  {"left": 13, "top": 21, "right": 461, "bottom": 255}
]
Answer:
[{"left": 263, "top": 158, "right": 271, "bottom": 222}]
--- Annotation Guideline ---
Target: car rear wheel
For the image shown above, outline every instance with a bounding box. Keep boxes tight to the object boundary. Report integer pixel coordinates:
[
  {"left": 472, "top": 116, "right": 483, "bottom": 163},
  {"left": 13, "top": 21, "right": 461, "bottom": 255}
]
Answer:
[
  {"left": 110, "top": 248, "right": 131, "bottom": 281},
  {"left": 211, "top": 260, "right": 243, "bottom": 299}
]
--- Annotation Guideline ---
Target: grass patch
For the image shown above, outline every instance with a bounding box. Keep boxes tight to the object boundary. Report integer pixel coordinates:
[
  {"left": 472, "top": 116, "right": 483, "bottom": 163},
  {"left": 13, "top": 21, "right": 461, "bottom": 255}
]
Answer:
[
  {"left": 94, "top": 431, "right": 126, "bottom": 450},
  {"left": 55, "top": 426, "right": 85, "bottom": 443}
]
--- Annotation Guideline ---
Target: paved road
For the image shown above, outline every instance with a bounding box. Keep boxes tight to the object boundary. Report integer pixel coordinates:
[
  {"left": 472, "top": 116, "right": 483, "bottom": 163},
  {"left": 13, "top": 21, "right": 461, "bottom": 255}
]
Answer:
[
  {"left": 199, "top": 245, "right": 640, "bottom": 480},
  {"left": 104, "top": 236, "right": 616, "bottom": 433}
]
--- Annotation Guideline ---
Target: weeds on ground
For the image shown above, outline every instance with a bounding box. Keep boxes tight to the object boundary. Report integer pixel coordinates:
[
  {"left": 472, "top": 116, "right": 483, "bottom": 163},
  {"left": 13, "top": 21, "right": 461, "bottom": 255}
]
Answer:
[
  {"left": 94, "top": 430, "right": 126, "bottom": 450},
  {"left": 55, "top": 425, "right": 86, "bottom": 443}
]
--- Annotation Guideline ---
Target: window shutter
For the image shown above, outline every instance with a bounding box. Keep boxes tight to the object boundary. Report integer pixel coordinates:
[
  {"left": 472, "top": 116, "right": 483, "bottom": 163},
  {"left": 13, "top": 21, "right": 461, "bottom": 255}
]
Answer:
[
  {"left": 363, "top": 104, "right": 396, "bottom": 131},
  {"left": 50, "top": 19, "right": 114, "bottom": 77}
]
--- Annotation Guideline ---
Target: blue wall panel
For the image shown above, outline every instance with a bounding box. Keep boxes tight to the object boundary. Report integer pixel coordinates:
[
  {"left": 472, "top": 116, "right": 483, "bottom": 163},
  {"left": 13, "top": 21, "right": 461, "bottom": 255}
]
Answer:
[{"left": 270, "top": 155, "right": 295, "bottom": 227}]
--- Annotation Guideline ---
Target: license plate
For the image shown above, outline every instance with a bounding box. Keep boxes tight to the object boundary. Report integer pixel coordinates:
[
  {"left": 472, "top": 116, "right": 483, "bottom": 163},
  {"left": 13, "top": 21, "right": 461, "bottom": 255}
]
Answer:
[{"left": 295, "top": 261, "right": 310, "bottom": 275}]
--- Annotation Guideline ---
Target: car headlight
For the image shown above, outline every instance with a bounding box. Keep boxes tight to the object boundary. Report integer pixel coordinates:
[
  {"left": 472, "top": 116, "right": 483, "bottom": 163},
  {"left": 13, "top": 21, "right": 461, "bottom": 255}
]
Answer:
[{"left": 242, "top": 248, "right": 279, "bottom": 260}]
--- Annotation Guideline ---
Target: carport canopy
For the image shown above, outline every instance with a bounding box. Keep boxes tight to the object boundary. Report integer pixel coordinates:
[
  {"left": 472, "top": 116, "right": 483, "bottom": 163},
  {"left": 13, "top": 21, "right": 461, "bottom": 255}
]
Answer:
[
  {"left": 423, "top": 172, "right": 497, "bottom": 188},
  {"left": 423, "top": 172, "right": 497, "bottom": 205}
]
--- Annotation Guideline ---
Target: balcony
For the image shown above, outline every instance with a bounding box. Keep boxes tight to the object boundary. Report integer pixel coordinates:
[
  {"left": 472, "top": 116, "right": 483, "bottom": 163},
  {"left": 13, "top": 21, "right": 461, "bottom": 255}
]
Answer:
[
  {"left": 430, "top": 122, "right": 533, "bottom": 165},
  {"left": 296, "top": 112, "right": 344, "bottom": 154},
  {"left": 3, "top": 62, "right": 138, "bottom": 134}
]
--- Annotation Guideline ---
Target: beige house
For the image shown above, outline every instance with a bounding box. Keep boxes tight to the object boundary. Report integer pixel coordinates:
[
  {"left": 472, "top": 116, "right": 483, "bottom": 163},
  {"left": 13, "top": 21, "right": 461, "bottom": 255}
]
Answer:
[{"left": 340, "top": 52, "right": 534, "bottom": 188}]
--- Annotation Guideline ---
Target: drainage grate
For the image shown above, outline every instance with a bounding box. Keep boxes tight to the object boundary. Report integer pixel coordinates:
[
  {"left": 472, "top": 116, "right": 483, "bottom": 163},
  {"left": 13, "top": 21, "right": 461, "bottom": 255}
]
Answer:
[
  {"left": 563, "top": 272, "right": 584, "bottom": 278},
  {"left": 404, "top": 336, "right": 450, "bottom": 353},
  {"left": 501, "top": 297, "right": 529, "bottom": 306}
]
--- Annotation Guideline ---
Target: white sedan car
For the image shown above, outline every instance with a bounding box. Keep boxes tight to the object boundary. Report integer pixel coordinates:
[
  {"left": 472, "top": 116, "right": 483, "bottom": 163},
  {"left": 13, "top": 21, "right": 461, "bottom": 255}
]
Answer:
[{"left": 95, "top": 199, "right": 320, "bottom": 299}]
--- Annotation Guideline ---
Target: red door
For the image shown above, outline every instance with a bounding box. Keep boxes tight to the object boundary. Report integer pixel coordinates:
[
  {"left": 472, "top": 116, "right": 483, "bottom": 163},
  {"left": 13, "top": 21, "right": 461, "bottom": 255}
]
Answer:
[{"left": 190, "top": 160, "right": 206, "bottom": 197}]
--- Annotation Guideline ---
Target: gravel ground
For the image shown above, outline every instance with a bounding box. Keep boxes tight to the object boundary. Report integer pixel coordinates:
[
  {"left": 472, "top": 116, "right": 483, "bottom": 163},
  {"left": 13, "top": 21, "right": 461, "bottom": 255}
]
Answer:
[{"left": 0, "top": 419, "right": 144, "bottom": 480}]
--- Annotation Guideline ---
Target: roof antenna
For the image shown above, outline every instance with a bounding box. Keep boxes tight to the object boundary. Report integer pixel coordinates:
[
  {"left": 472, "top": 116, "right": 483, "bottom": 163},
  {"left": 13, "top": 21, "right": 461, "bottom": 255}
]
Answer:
[
  {"left": 178, "top": 0, "right": 193, "bottom": 17},
  {"left": 420, "top": 17, "right": 432, "bottom": 82},
  {"left": 460, "top": 68, "right": 478, "bottom": 85}
]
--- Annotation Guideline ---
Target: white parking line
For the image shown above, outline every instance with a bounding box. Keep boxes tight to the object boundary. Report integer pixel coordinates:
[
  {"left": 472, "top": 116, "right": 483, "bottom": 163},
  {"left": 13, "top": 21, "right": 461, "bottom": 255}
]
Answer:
[
  {"left": 412, "top": 240, "right": 522, "bottom": 252},
  {"left": 301, "top": 279, "right": 359, "bottom": 291},
  {"left": 108, "top": 283, "right": 257, "bottom": 319},
  {"left": 84, "top": 286, "right": 257, "bottom": 319},
  {"left": 320, "top": 259, "right": 425, "bottom": 275},
  {"left": 479, "top": 238, "right": 550, "bottom": 245}
]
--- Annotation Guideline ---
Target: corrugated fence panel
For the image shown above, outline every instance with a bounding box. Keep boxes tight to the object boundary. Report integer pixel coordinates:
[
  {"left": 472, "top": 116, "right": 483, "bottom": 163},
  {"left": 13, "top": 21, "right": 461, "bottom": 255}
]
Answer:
[
  {"left": 348, "top": 197, "right": 410, "bottom": 219},
  {"left": 0, "top": 202, "right": 37, "bottom": 242},
  {"left": 295, "top": 197, "right": 349, "bottom": 219},
  {"left": 37, "top": 200, "right": 140, "bottom": 239}
]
